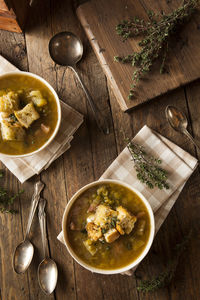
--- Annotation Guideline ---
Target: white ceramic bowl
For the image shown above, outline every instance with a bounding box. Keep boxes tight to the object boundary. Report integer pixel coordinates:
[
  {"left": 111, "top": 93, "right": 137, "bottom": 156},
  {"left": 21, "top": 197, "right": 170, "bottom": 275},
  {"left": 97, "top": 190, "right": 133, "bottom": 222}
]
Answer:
[
  {"left": 0, "top": 71, "right": 61, "bottom": 158},
  {"left": 62, "top": 179, "right": 155, "bottom": 275}
]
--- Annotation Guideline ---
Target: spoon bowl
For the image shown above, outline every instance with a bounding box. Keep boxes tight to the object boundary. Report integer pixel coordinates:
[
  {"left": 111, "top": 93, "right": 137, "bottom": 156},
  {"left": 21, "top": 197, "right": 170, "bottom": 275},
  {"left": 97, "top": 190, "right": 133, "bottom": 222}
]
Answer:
[
  {"left": 13, "top": 239, "right": 34, "bottom": 274},
  {"left": 165, "top": 105, "right": 200, "bottom": 151},
  {"left": 49, "top": 31, "right": 83, "bottom": 66},
  {"left": 38, "top": 258, "right": 58, "bottom": 295},
  {"left": 165, "top": 105, "right": 188, "bottom": 131}
]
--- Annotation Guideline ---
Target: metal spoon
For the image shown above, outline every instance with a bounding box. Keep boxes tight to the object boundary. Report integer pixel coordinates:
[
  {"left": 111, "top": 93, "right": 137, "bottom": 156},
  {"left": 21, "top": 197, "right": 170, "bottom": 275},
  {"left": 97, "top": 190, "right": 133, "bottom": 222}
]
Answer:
[
  {"left": 13, "top": 181, "right": 44, "bottom": 274},
  {"left": 38, "top": 199, "right": 58, "bottom": 295},
  {"left": 49, "top": 31, "right": 110, "bottom": 135},
  {"left": 165, "top": 105, "right": 200, "bottom": 151}
]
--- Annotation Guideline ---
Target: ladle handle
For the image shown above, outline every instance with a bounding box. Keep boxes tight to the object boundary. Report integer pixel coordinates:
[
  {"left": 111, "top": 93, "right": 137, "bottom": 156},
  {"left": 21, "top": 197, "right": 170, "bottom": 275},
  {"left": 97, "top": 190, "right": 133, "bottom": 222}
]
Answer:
[
  {"left": 182, "top": 128, "right": 200, "bottom": 152},
  {"left": 70, "top": 66, "right": 110, "bottom": 135},
  {"left": 38, "top": 199, "right": 48, "bottom": 258},
  {"left": 25, "top": 181, "right": 45, "bottom": 240}
]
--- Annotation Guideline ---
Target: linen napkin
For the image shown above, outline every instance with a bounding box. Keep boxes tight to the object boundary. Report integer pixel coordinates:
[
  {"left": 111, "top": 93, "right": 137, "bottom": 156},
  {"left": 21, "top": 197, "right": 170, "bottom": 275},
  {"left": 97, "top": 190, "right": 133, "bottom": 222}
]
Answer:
[
  {"left": 57, "top": 125, "right": 198, "bottom": 275},
  {"left": 0, "top": 55, "right": 83, "bottom": 183}
]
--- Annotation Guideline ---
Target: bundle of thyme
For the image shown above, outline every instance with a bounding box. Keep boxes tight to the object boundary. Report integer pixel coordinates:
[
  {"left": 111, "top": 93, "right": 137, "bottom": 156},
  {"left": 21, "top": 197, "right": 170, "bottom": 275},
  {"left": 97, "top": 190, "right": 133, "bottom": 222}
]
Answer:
[
  {"left": 137, "top": 230, "right": 192, "bottom": 292},
  {"left": 114, "top": 0, "right": 200, "bottom": 99},
  {"left": 127, "top": 140, "right": 169, "bottom": 190},
  {"left": 0, "top": 170, "right": 23, "bottom": 214}
]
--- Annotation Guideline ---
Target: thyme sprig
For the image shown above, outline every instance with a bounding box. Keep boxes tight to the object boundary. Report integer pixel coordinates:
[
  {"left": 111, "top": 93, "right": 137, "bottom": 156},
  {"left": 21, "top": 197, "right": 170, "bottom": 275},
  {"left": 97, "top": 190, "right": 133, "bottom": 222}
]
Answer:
[
  {"left": 137, "top": 230, "right": 192, "bottom": 292},
  {"left": 127, "top": 140, "right": 169, "bottom": 190},
  {"left": 114, "top": 0, "right": 200, "bottom": 99},
  {"left": 0, "top": 170, "right": 24, "bottom": 214}
]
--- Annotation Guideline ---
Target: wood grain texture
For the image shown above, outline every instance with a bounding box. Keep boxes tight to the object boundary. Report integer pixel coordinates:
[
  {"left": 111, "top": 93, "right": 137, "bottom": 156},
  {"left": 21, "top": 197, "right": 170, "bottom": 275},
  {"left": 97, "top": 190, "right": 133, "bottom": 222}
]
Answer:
[
  {"left": 0, "top": 16, "right": 22, "bottom": 33},
  {"left": 0, "top": 0, "right": 29, "bottom": 33},
  {"left": 0, "top": 0, "right": 9, "bottom": 11},
  {"left": 76, "top": 0, "right": 200, "bottom": 111},
  {"left": 0, "top": 29, "right": 32, "bottom": 300},
  {"left": 0, "top": 0, "right": 200, "bottom": 299}
]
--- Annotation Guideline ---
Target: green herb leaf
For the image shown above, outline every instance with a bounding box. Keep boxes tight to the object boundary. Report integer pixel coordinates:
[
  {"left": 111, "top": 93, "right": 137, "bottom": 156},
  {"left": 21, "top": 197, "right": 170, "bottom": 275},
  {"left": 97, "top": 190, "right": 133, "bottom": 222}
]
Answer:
[
  {"left": 114, "top": 0, "right": 199, "bottom": 98},
  {"left": 110, "top": 216, "right": 117, "bottom": 228},
  {"left": 127, "top": 140, "right": 169, "bottom": 190}
]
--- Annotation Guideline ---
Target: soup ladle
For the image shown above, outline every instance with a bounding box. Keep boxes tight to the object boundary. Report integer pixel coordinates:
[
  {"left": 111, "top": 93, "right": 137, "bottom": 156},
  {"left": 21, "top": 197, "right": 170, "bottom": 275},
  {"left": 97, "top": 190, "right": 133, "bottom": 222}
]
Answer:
[
  {"left": 37, "top": 198, "right": 58, "bottom": 295},
  {"left": 13, "top": 181, "right": 44, "bottom": 274},
  {"left": 49, "top": 31, "right": 110, "bottom": 135},
  {"left": 165, "top": 105, "right": 200, "bottom": 151}
]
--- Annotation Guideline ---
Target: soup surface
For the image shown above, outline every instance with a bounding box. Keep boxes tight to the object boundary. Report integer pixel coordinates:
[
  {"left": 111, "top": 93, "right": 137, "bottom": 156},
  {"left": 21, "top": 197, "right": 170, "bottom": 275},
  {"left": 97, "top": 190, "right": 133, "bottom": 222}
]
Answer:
[
  {"left": 66, "top": 183, "right": 151, "bottom": 270},
  {"left": 0, "top": 74, "right": 58, "bottom": 155}
]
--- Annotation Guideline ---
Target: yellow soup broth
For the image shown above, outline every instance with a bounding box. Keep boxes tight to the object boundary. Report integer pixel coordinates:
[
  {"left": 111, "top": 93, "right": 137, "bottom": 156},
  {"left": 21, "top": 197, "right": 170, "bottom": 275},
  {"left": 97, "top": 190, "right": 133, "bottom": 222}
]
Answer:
[
  {"left": 66, "top": 183, "right": 151, "bottom": 270},
  {"left": 0, "top": 74, "right": 58, "bottom": 155}
]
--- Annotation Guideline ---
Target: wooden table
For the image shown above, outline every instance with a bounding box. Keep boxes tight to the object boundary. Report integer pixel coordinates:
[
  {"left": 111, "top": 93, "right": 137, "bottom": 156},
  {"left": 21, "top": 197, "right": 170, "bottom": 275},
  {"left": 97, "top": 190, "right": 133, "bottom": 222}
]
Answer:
[{"left": 0, "top": 1, "right": 200, "bottom": 299}]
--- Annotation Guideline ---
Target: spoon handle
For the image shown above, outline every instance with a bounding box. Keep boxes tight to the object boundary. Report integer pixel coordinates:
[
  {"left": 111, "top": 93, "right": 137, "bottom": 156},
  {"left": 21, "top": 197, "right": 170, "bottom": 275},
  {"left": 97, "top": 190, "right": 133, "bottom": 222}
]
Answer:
[
  {"left": 182, "top": 128, "right": 200, "bottom": 152},
  {"left": 38, "top": 199, "right": 48, "bottom": 258},
  {"left": 70, "top": 66, "right": 110, "bottom": 135},
  {"left": 25, "top": 181, "right": 45, "bottom": 240},
  {"left": 29, "top": 0, "right": 37, "bottom": 6}
]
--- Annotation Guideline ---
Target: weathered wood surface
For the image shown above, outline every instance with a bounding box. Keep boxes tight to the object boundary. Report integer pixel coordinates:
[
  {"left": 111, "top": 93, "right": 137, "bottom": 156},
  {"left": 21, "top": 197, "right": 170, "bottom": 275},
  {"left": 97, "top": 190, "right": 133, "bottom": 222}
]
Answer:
[
  {"left": 0, "top": 0, "right": 29, "bottom": 33},
  {"left": 77, "top": 0, "right": 200, "bottom": 111},
  {"left": 0, "top": 0, "right": 200, "bottom": 299}
]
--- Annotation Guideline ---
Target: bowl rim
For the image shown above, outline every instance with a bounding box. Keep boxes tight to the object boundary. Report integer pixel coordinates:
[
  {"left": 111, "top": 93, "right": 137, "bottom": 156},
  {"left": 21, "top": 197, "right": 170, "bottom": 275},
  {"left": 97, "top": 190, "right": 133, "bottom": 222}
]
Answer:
[
  {"left": 0, "top": 71, "right": 61, "bottom": 158},
  {"left": 62, "top": 179, "right": 155, "bottom": 275}
]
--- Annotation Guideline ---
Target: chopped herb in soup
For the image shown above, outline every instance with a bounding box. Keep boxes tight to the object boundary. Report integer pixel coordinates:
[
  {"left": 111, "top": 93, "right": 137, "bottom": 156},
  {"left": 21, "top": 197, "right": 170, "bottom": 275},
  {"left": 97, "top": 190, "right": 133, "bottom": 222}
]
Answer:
[
  {"left": 66, "top": 183, "right": 151, "bottom": 270},
  {"left": 0, "top": 74, "right": 58, "bottom": 155}
]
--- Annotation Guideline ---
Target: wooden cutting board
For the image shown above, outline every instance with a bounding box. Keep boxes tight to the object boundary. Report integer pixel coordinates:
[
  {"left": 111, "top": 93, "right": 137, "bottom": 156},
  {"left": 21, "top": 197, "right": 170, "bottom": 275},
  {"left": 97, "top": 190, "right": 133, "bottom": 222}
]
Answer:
[{"left": 76, "top": 0, "right": 200, "bottom": 111}]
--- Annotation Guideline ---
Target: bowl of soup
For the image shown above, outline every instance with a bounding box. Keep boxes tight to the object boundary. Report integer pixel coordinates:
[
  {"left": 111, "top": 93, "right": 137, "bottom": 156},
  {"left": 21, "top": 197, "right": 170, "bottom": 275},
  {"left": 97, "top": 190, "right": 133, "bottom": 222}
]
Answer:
[
  {"left": 0, "top": 71, "right": 61, "bottom": 157},
  {"left": 62, "top": 179, "right": 155, "bottom": 274}
]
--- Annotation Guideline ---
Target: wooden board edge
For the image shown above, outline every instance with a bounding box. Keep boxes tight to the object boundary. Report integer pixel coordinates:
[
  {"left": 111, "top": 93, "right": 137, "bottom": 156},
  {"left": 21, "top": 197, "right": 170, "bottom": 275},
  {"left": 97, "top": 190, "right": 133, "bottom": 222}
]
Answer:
[{"left": 76, "top": 4, "right": 129, "bottom": 112}]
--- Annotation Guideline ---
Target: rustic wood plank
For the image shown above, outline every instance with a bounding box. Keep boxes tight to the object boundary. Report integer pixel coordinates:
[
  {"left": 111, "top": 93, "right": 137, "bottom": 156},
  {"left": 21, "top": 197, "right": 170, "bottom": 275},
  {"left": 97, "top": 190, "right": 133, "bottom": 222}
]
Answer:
[
  {"left": 0, "top": 0, "right": 199, "bottom": 299},
  {"left": 0, "top": 30, "right": 31, "bottom": 300},
  {"left": 0, "top": 16, "right": 21, "bottom": 34},
  {"left": 0, "top": 31, "right": 27, "bottom": 70},
  {"left": 0, "top": 28, "right": 54, "bottom": 300},
  {"left": 185, "top": 79, "right": 200, "bottom": 156},
  {"left": 0, "top": 19, "right": 55, "bottom": 300},
  {"left": 172, "top": 79, "right": 200, "bottom": 299},
  {"left": 0, "top": 177, "right": 31, "bottom": 300},
  {"left": 24, "top": 1, "right": 77, "bottom": 299},
  {"left": 0, "top": 0, "right": 9, "bottom": 12}
]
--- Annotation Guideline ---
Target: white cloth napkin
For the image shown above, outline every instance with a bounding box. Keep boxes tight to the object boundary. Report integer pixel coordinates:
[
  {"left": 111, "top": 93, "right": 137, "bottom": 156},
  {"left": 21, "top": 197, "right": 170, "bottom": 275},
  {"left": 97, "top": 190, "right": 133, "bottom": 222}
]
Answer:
[
  {"left": 57, "top": 125, "right": 198, "bottom": 275},
  {"left": 0, "top": 55, "right": 83, "bottom": 183}
]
